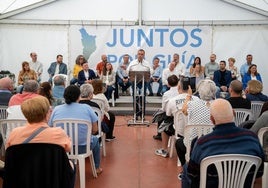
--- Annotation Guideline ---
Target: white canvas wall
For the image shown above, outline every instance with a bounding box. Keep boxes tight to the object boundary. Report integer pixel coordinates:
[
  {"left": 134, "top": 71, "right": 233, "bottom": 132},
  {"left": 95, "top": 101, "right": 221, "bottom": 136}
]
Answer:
[{"left": 0, "top": 24, "right": 267, "bottom": 94}]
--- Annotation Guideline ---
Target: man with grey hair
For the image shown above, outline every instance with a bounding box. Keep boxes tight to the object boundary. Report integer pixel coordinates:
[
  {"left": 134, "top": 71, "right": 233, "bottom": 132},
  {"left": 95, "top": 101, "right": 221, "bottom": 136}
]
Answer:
[
  {"left": 79, "top": 84, "right": 100, "bottom": 109},
  {"left": 52, "top": 75, "right": 65, "bottom": 99},
  {"left": 0, "top": 77, "right": 14, "bottom": 105},
  {"left": 7, "top": 80, "right": 40, "bottom": 119},
  {"left": 182, "top": 99, "right": 264, "bottom": 188}
]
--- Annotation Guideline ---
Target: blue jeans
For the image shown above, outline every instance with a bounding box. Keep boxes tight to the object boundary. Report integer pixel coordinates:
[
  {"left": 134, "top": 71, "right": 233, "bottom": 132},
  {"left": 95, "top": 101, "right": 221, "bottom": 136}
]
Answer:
[
  {"left": 117, "top": 77, "right": 131, "bottom": 92},
  {"left": 148, "top": 78, "right": 163, "bottom": 94},
  {"left": 78, "top": 135, "right": 101, "bottom": 168}
]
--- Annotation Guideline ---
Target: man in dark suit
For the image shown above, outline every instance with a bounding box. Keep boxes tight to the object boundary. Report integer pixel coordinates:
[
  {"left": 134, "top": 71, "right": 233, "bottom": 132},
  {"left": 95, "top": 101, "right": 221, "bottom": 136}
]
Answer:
[{"left": 213, "top": 60, "right": 232, "bottom": 98}]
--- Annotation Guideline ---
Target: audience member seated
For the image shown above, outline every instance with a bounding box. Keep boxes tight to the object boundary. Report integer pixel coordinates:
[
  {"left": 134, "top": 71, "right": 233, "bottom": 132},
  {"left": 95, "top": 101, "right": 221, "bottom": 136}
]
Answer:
[
  {"left": 227, "top": 80, "right": 251, "bottom": 109},
  {"left": 77, "top": 61, "right": 97, "bottom": 86},
  {"left": 227, "top": 57, "right": 240, "bottom": 80},
  {"left": 177, "top": 79, "right": 216, "bottom": 173},
  {"left": 189, "top": 57, "right": 205, "bottom": 77},
  {"left": 38, "top": 82, "right": 54, "bottom": 106},
  {"left": 8, "top": 80, "right": 40, "bottom": 119},
  {"left": 70, "top": 55, "right": 84, "bottom": 85},
  {"left": 100, "top": 62, "right": 116, "bottom": 101},
  {"left": 92, "top": 79, "right": 116, "bottom": 141},
  {"left": 204, "top": 53, "right": 219, "bottom": 80},
  {"left": 251, "top": 102, "right": 268, "bottom": 133},
  {"left": 0, "top": 77, "right": 14, "bottom": 106},
  {"left": 182, "top": 99, "right": 264, "bottom": 188},
  {"left": 117, "top": 54, "right": 131, "bottom": 95},
  {"left": 48, "top": 85, "right": 103, "bottom": 174},
  {"left": 17, "top": 61, "right": 37, "bottom": 93},
  {"left": 155, "top": 79, "right": 199, "bottom": 158},
  {"left": 153, "top": 75, "right": 179, "bottom": 141},
  {"left": 6, "top": 96, "right": 75, "bottom": 187},
  {"left": 213, "top": 60, "right": 232, "bottom": 98},
  {"left": 242, "top": 64, "right": 262, "bottom": 89},
  {"left": 148, "top": 57, "right": 163, "bottom": 96},
  {"left": 52, "top": 75, "right": 65, "bottom": 106},
  {"left": 47, "top": 54, "right": 67, "bottom": 84},
  {"left": 162, "top": 62, "right": 178, "bottom": 93},
  {"left": 245, "top": 80, "right": 268, "bottom": 102}
]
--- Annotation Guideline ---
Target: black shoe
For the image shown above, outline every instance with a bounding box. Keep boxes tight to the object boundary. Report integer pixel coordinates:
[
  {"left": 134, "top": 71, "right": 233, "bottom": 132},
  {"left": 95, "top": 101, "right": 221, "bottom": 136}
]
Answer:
[
  {"left": 148, "top": 93, "right": 154, "bottom": 96},
  {"left": 157, "top": 93, "right": 162, "bottom": 96},
  {"left": 153, "top": 135, "right": 162, "bottom": 141}
]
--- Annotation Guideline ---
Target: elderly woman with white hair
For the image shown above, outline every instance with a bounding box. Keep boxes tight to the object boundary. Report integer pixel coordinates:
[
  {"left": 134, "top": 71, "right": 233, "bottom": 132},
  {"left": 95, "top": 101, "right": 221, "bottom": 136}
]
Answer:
[
  {"left": 176, "top": 79, "right": 217, "bottom": 179},
  {"left": 182, "top": 78, "right": 217, "bottom": 124}
]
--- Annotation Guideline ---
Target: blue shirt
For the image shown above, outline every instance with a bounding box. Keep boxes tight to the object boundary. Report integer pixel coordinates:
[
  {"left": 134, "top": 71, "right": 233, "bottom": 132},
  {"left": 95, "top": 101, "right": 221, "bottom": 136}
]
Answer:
[
  {"left": 152, "top": 65, "right": 163, "bottom": 78},
  {"left": 48, "top": 103, "right": 98, "bottom": 145},
  {"left": 240, "top": 63, "right": 250, "bottom": 78}
]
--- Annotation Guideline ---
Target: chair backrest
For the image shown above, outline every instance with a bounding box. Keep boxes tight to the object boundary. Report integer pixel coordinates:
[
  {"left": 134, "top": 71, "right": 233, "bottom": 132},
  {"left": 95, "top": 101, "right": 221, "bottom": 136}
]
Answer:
[
  {"left": 3, "top": 143, "right": 74, "bottom": 188},
  {"left": 233, "top": 108, "right": 252, "bottom": 127},
  {"left": 0, "top": 105, "right": 8, "bottom": 120},
  {"left": 52, "top": 119, "right": 92, "bottom": 158},
  {"left": 258, "top": 127, "right": 268, "bottom": 162},
  {"left": 200, "top": 154, "right": 262, "bottom": 188},
  {"left": 251, "top": 101, "right": 265, "bottom": 121},
  {"left": 0, "top": 119, "right": 27, "bottom": 146},
  {"left": 91, "top": 106, "right": 103, "bottom": 137},
  {"left": 184, "top": 124, "right": 214, "bottom": 162}
]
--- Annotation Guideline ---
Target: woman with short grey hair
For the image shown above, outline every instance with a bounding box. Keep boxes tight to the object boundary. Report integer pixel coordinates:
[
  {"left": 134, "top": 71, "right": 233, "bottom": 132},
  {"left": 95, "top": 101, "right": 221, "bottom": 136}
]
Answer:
[{"left": 182, "top": 79, "right": 216, "bottom": 124}]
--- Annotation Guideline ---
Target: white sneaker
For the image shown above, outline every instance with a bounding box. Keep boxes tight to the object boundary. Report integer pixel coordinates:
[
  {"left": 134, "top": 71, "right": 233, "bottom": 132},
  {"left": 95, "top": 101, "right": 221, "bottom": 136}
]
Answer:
[{"left": 155, "top": 148, "right": 168, "bottom": 158}]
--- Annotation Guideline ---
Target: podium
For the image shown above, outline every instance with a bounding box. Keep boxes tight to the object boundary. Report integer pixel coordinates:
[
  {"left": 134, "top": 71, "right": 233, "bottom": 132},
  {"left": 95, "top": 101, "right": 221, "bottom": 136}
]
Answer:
[{"left": 128, "top": 68, "right": 151, "bottom": 126}]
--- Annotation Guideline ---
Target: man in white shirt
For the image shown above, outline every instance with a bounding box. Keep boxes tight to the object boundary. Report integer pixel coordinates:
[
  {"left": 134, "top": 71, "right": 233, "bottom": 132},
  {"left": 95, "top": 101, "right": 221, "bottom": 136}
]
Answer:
[
  {"left": 173, "top": 53, "right": 186, "bottom": 76},
  {"left": 162, "top": 61, "right": 178, "bottom": 93},
  {"left": 29, "top": 52, "right": 43, "bottom": 83},
  {"left": 127, "top": 49, "right": 153, "bottom": 120},
  {"left": 153, "top": 75, "right": 179, "bottom": 140},
  {"left": 155, "top": 78, "right": 199, "bottom": 157}
]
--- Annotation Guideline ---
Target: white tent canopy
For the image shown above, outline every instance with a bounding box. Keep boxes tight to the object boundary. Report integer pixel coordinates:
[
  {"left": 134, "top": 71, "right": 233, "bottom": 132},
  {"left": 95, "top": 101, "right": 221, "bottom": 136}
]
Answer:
[{"left": 0, "top": 0, "right": 268, "bottom": 93}]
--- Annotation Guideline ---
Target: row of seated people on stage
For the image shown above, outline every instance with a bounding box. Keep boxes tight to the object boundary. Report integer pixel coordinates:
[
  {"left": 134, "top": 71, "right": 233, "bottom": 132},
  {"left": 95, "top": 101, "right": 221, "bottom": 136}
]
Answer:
[
  {"left": 151, "top": 75, "right": 267, "bottom": 187},
  {"left": 8, "top": 51, "right": 264, "bottom": 99}
]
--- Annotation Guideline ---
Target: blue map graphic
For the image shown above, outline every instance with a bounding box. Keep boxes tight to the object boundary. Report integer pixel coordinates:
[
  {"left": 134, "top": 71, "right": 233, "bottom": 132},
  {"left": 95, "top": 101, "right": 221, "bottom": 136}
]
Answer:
[{"left": 79, "top": 28, "right": 97, "bottom": 60}]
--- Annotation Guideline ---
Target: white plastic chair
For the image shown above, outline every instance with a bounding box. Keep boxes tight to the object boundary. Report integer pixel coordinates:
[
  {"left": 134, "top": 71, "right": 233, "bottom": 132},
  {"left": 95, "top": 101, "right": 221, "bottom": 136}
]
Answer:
[
  {"left": 184, "top": 124, "right": 214, "bottom": 162},
  {"left": 52, "top": 119, "right": 97, "bottom": 188},
  {"left": 258, "top": 127, "right": 268, "bottom": 188},
  {"left": 251, "top": 101, "right": 264, "bottom": 121},
  {"left": 168, "top": 111, "right": 187, "bottom": 158},
  {"left": 91, "top": 106, "right": 106, "bottom": 157},
  {"left": 233, "top": 108, "right": 252, "bottom": 127},
  {"left": 0, "top": 119, "right": 27, "bottom": 156},
  {"left": 0, "top": 105, "right": 8, "bottom": 120},
  {"left": 200, "top": 154, "right": 262, "bottom": 188}
]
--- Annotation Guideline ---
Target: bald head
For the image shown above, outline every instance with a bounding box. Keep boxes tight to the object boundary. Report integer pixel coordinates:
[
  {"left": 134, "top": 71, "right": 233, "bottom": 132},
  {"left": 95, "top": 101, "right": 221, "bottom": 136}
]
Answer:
[
  {"left": 210, "top": 99, "right": 234, "bottom": 125},
  {"left": 0, "top": 77, "right": 13, "bottom": 91}
]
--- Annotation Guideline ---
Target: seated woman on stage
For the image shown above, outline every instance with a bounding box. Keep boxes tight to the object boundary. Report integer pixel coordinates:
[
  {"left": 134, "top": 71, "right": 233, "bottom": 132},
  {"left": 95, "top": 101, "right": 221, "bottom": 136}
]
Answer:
[
  {"left": 17, "top": 61, "right": 37, "bottom": 93},
  {"left": 100, "top": 62, "right": 116, "bottom": 101}
]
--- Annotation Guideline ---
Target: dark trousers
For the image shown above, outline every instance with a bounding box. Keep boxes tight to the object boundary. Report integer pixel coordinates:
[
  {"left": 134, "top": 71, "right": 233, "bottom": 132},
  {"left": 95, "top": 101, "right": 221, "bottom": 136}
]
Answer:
[
  {"left": 175, "top": 138, "right": 186, "bottom": 166},
  {"left": 104, "top": 111, "right": 115, "bottom": 139}
]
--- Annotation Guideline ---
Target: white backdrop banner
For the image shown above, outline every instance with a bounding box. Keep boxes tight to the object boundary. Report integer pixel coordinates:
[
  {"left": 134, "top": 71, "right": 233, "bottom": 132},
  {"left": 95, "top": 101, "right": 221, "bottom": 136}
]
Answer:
[
  {"left": 0, "top": 24, "right": 267, "bottom": 94},
  {"left": 69, "top": 26, "right": 212, "bottom": 72}
]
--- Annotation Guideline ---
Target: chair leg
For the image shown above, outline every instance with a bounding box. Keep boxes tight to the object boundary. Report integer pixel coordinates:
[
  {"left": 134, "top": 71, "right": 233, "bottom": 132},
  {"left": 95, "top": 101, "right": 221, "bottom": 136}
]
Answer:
[
  {"left": 112, "top": 90, "right": 115, "bottom": 107},
  {"left": 89, "top": 154, "right": 97, "bottom": 178},
  {"left": 263, "top": 162, "right": 268, "bottom": 188},
  {"left": 78, "top": 158, "right": 86, "bottom": 188},
  {"left": 169, "top": 136, "right": 175, "bottom": 158},
  {"left": 102, "top": 133, "right": 106, "bottom": 157}
]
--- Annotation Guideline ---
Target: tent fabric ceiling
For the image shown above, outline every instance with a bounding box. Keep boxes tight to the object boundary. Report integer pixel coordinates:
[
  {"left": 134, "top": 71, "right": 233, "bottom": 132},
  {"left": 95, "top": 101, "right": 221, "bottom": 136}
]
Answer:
[{"left": 0, "top": 0, "right": 268, "bottom": 18}]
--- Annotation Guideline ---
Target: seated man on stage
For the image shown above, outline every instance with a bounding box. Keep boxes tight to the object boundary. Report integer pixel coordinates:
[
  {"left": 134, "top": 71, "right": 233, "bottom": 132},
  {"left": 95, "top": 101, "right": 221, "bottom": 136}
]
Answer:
[{"left": 127, "top": 49, "right": 153, "bottom": 120}]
